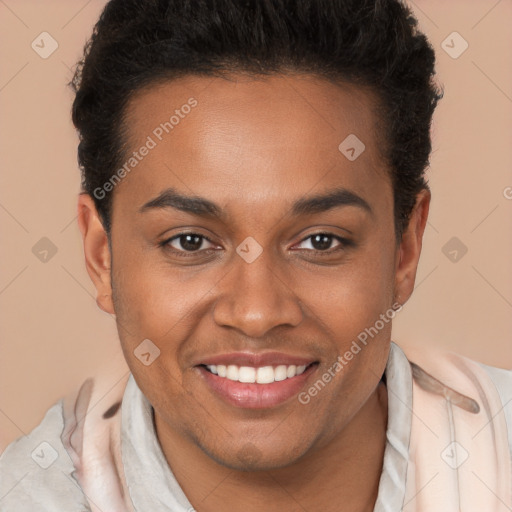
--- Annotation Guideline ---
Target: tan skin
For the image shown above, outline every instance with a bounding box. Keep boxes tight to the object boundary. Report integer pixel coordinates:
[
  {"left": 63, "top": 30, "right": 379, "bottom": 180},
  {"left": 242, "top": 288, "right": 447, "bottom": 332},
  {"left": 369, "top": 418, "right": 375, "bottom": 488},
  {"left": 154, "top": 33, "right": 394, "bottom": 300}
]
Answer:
[{"left": 77, "top": 73, "right": 429, "bottom": 512}]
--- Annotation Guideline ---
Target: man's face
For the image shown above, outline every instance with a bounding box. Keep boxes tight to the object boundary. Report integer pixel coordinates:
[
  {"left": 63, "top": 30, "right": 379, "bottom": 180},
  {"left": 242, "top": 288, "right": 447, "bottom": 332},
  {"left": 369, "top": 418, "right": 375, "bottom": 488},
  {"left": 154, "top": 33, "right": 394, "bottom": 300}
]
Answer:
[{"left": 94, "top": 74, "right": 411, "bottom": 470}]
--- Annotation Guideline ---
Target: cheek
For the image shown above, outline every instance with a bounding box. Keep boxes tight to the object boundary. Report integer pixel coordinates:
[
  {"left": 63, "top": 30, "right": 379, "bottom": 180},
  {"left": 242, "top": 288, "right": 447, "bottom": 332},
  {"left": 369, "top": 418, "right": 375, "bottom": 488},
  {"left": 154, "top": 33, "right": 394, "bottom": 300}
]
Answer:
[
  {"left": 112, "top": 248, "right": 201, "bottom": 336},
  {"left": 110, "top": 250, "right": 224, "bottom": 395},
  {"left": 303, "top": 249, "right": 395, "bottom": 337},
  {"left": 302, "top": 254, "right": 394, "bottom": 430},
  {"left": 111, "top": 257, "right": 195, "bottom": 413}
]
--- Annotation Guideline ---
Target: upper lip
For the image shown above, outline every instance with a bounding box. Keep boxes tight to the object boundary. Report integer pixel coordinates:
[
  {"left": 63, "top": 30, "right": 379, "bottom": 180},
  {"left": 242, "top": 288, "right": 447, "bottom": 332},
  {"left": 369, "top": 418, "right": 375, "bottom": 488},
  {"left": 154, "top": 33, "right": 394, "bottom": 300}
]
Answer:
[{"left": 196, "top": 351, "right": 317, "bottom": 367}]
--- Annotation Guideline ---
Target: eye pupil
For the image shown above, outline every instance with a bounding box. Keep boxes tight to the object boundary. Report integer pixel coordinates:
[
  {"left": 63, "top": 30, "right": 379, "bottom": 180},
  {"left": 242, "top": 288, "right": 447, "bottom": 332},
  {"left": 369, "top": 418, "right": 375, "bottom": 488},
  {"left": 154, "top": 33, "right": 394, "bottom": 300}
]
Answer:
[
  {"left": 311, "top": 234, "right": 332, "bottom": 251},
  {"left": 180, "top": 234, "right": 202, "bottom": 251}
]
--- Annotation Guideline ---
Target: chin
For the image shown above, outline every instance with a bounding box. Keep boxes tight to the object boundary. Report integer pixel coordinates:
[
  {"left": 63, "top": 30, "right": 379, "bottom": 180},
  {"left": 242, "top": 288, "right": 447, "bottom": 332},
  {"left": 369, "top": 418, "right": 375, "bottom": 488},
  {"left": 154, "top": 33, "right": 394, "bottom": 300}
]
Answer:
[{"left": 203, "top": 439, "right": 310, "bottom": 472}]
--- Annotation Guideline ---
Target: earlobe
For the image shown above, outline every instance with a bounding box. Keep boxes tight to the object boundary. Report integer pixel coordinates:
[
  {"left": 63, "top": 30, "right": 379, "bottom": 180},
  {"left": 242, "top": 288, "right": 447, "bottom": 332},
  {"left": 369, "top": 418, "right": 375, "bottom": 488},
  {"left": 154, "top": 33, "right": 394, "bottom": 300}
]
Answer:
[
  {"left": 77, "top": 193, "right": 115, "bottom": 314},
  {"left": 394, "top": 188, "right": 431, "bottom": 306}
]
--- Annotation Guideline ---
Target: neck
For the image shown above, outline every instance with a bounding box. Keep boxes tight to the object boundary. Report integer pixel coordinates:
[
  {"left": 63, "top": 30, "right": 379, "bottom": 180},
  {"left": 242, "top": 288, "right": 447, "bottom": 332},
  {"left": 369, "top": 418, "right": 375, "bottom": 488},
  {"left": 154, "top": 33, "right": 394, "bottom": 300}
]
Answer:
[{"left": 155, "top": 380, "right": 388, "bottom": 512}]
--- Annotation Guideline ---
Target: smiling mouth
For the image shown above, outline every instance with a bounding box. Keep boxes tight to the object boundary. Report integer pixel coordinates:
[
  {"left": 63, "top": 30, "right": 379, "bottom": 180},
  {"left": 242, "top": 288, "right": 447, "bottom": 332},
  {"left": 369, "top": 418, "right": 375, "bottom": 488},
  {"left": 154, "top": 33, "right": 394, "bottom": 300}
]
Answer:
[{"left": 199, "top": 362, "right": 319, "bottom": 384}]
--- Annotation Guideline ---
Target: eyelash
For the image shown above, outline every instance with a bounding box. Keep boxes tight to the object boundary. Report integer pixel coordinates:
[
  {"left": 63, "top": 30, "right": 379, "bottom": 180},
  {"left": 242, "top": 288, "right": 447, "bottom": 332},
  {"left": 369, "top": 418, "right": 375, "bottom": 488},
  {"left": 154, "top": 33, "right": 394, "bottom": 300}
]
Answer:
[{"left": 159, "top": 231, "right": 353, "bottom": 258}]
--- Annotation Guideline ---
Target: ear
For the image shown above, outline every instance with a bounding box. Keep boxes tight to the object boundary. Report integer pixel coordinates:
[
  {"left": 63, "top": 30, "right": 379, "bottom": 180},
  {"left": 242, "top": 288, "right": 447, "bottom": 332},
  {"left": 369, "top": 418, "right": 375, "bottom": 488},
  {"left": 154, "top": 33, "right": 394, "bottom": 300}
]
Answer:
[
  {"left": 394, "top": 188, "right": 431, "bottom": 306},
  {"left": 77, "top": 193, "right": 114, "bottom": 314}
]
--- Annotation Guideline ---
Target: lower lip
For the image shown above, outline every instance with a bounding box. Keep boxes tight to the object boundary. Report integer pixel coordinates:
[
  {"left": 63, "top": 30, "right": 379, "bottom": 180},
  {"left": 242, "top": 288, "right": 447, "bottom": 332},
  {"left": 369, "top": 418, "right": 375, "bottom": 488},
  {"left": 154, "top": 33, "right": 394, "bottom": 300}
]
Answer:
[{"left": 196, "top": 364, "right": 318, "bottom": 409}]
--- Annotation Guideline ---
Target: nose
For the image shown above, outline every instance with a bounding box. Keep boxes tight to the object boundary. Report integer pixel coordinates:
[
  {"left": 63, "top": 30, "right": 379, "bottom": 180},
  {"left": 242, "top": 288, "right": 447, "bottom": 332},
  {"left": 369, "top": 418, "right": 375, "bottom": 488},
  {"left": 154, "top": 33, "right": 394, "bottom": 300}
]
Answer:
[{"left": 212, "top": 248, "right": 304, "bottom": 339}]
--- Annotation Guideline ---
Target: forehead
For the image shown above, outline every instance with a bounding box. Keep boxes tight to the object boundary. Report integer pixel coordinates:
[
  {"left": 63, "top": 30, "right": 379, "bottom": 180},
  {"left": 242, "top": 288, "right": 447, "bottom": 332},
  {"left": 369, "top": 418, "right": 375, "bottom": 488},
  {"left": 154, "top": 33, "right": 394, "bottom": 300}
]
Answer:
[{"left": 113, "top": 73, "right": 391, "bottom": 220}]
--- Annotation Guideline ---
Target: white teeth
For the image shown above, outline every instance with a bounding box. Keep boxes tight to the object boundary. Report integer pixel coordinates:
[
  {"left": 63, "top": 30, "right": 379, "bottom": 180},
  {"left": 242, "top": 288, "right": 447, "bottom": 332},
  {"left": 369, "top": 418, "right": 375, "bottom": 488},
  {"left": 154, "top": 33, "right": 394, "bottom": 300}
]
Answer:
[
  {"left": 256, "top": 366, "right": 275, "bottom": 384},
  {"left": 296, "top": 365, "right": 306, "bottom": 375},
  {"left": 204, "top": 363, "right": 311, "bottom": 383},
  {"left": 238, "top": 366, "right": 256, "bottom": 383},
  {"left": 286, "top": 365, "right": 297, "bottom": 378},
  {"left": 274, "top": 365, "right": 288, "bottom": 381},
  {"left": 226, "top": 365, "right": 239, "bottom": 381}
]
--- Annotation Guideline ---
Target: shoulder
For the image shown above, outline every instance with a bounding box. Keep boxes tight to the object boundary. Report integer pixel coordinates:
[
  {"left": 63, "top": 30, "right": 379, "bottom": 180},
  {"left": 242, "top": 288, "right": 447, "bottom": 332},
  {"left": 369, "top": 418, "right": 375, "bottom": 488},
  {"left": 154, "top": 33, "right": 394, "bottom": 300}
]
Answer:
[
  {"left": 406, "top": 349, "right": 512, "bottom": 457},
  {"left": 478, "top": 361, "right": 512, "bottom": 445},
  {"left": 0, "top": 401, "right": 90, "bottom": 511},
  {"left": 479, "top": 360, "right": 512, "bottom": 396},
  {"left": 398, "top": 344, "right": 512, "bottom": 509}
]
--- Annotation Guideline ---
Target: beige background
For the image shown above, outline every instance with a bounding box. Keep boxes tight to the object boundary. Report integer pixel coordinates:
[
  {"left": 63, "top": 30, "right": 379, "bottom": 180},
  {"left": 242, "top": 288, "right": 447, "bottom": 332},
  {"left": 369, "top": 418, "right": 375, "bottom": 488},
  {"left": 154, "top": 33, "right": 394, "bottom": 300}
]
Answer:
[{"left": 1, "top": 0, "right": 511, "bottom": 452}]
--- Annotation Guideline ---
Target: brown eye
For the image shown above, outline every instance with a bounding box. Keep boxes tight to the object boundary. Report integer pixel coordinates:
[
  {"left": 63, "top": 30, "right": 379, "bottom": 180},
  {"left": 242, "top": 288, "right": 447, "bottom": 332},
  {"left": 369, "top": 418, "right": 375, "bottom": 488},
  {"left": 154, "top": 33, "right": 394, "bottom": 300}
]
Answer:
[
  {"left": 295, "top": 233, "right": 348, "bottom": 252},
  {"left": 163, "top": 233, "right": 215, "bottom": 253},
  {"left": 310, "top": 234, "right": 334, "bottom": 251}
]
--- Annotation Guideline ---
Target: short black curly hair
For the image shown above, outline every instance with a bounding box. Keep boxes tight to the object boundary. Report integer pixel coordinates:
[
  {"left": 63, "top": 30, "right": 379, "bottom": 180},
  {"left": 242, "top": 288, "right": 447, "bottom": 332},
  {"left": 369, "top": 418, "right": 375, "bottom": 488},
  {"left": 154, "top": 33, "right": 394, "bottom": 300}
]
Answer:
[{"left": 70, "top": 0, "right": 442, "bottom": 239}]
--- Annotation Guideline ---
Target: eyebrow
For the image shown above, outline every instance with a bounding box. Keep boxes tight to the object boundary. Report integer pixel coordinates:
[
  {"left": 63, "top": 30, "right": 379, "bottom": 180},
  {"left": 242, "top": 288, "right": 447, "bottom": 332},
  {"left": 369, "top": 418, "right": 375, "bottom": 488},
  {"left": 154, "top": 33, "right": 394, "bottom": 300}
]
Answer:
[{"left": 139, "top": 186, "right": 373, "bottom": 219}]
